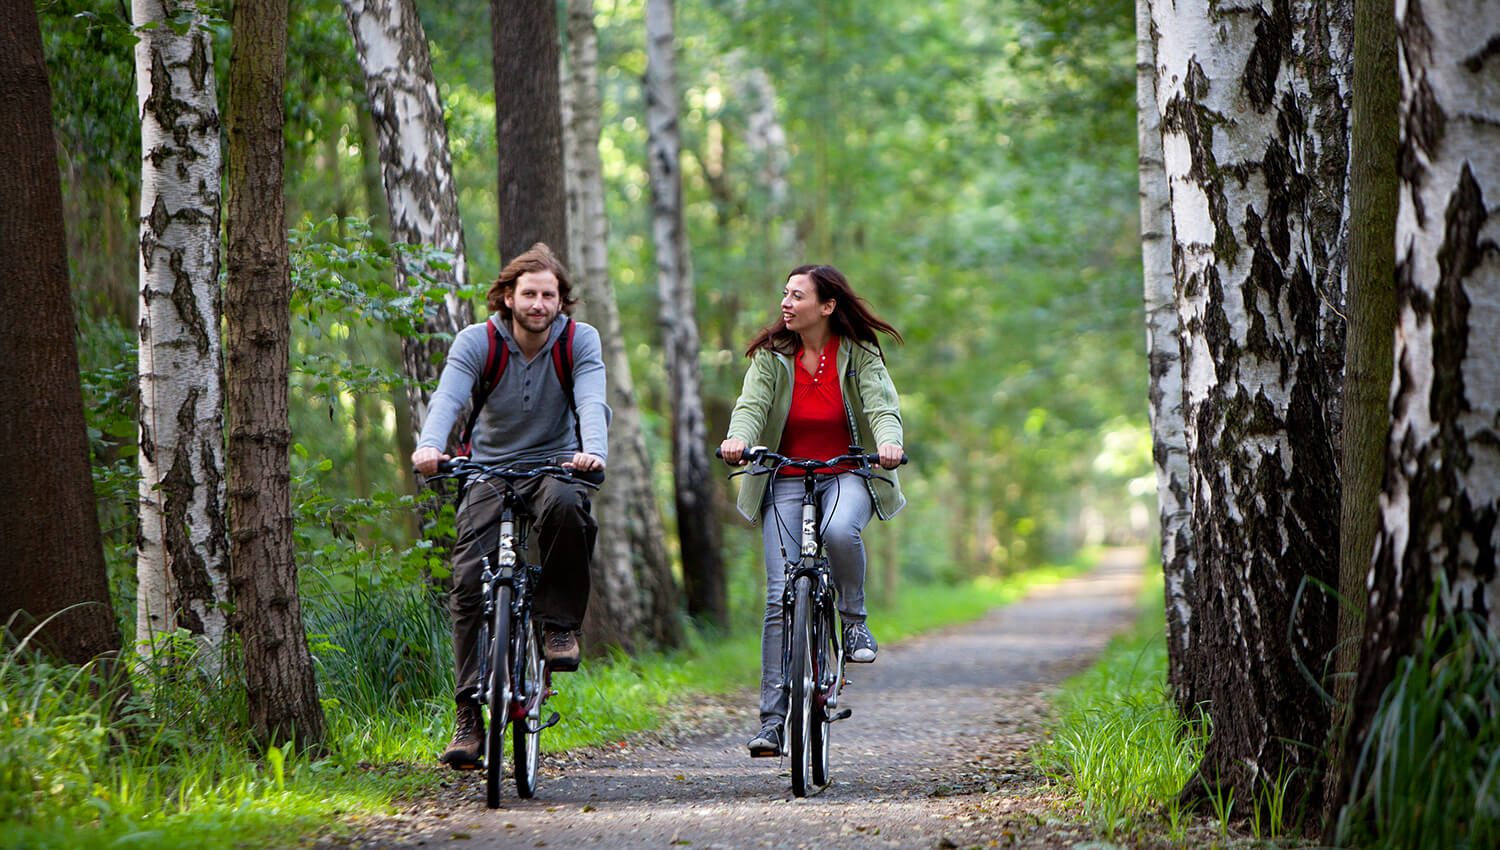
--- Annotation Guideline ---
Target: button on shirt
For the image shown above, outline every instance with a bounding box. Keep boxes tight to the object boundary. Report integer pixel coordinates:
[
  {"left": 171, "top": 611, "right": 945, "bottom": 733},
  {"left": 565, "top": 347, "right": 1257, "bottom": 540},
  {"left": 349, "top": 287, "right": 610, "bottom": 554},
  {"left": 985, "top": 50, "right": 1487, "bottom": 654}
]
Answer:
[{"left": 777, "top": 335, "right": 851, "bottom": 473}]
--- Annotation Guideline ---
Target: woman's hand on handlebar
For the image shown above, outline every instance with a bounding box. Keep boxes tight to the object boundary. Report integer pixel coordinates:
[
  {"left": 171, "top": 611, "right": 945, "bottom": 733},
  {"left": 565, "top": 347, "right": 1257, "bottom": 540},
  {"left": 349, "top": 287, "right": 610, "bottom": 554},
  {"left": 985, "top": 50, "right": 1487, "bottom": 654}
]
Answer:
[
  {"left": 877, "top": 444, "right": 904, "bottom": 470},
  {"left": 412, "top": 446, "right": 450, "bottom": 476},
  {"left": 718, "top": 438, "right": 748, "bottom": 465},
  {"left": 563, "top": 452, "right": 605, "bottom": 473}
]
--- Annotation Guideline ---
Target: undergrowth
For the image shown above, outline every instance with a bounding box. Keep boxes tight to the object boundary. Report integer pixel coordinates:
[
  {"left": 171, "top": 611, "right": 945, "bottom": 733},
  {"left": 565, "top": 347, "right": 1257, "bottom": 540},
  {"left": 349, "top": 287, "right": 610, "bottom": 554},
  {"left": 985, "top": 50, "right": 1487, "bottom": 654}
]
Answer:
[{"left": 1032, "top": 573, "right": 1206, "bottom": 844}]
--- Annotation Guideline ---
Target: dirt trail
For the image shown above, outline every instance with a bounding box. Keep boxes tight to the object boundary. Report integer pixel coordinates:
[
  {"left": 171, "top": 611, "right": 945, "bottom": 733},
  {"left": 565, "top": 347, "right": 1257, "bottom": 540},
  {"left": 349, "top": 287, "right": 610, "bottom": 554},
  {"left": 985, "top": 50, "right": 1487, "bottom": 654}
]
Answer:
[{"left": 349, "top": 547, "right": 1144, "bottom": 849}]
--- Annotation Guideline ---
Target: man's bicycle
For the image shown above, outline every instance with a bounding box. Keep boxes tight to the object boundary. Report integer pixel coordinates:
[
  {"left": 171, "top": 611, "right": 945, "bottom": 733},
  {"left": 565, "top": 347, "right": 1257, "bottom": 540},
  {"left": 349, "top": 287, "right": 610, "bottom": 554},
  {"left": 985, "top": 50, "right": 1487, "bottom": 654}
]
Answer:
[
  {"left": 720, "top": 446, "right": 905, "bottom": 797},
  {"left": 426, "top": 458, "right": 600, "bottom": 807}
]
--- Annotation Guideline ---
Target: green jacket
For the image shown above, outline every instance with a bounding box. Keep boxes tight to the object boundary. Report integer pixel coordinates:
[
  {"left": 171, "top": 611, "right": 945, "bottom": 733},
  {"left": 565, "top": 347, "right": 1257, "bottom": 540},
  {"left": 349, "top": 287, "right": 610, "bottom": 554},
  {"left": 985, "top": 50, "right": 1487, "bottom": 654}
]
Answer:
[{"left": 726, "top": 338, "right": 905, "bottom": 523}]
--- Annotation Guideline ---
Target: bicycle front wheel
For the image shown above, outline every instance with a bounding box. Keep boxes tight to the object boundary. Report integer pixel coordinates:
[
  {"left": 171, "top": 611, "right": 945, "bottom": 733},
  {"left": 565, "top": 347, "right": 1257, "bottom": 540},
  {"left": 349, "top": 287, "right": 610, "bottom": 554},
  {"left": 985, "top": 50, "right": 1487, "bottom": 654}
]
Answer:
[
  {"left": 512, "top": 619, "right": 543, "bottom": 798},
  {"left": 787, "top": 575, "right": 815, "bottom": 797},
  {"left": 485, "top": 586, "right": 512, "bottom": 809},
  {"left": 810, "top": 603, "right": 837, "bottom": 787}
]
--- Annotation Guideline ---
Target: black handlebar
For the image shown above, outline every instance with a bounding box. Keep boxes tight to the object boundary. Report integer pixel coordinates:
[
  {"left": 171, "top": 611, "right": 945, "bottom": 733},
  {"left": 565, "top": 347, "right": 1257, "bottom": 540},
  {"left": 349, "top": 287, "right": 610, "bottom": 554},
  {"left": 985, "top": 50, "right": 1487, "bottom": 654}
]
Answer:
[
  {"left": 422, "top": 457, "right": 604, "bottom": 488},
  {"left": 715, "top": 446, "right": 908, "bottom": 470}
]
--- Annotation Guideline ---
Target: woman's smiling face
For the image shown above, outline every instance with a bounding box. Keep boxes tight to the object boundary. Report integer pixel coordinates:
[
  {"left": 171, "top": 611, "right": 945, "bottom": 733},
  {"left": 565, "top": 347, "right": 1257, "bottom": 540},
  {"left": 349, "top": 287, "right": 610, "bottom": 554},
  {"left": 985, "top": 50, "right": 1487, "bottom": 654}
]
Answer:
[{"left": 781, "top": 273, "right": 834, "bottom": 334}]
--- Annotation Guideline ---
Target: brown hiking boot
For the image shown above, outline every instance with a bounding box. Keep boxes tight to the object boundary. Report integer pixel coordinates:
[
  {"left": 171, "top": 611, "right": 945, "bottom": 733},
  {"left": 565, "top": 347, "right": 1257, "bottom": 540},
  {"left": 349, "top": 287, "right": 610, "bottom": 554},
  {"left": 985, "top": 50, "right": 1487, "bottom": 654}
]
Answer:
[
  {"left": 439, "top": 699, "right": 483, "bottom": 769},
  {"left": 543, "top": 628, "right": 581, "bottom": 672}
]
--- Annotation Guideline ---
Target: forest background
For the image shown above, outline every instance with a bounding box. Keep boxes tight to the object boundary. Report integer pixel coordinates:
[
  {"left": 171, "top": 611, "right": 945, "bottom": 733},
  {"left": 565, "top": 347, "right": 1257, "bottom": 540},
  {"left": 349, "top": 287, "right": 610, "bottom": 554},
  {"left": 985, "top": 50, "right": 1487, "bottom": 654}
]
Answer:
[
  {"left": 8, "top": 0, "right": 1152, "bottom": 845},
  {"left": 48, "top": 0, "right": 1147, "bottom": 655},
  {"left": 17, "top": 0, "right": 1500, "bottom": 846}
]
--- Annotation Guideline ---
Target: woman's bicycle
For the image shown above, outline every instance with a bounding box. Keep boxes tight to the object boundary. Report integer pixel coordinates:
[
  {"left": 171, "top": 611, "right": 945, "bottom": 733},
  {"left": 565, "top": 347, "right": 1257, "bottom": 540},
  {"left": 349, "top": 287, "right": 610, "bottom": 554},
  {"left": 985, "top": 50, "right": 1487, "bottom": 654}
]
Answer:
[
  {"left": 720, "top": 445, "right": 905, "bottom": 797},
  {"left": 426, "top": 458, "right": 600, "bottom": 807}
]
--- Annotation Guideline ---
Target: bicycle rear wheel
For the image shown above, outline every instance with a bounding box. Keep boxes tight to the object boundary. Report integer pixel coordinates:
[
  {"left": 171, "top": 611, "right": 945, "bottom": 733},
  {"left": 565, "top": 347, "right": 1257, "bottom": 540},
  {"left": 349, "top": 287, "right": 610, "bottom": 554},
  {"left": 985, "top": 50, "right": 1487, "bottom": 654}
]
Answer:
[
  {"left": 810, "top": 603, "right": 837, "bottom": 787},
  {"left": 512, "top": 619, "right": 543, "bottom": 798},
  {"left": 787, "top": 575, "right": 815, "bottom": 797},
  {"left": 485, "top": 586, "right": 512, "bottom": 809}
]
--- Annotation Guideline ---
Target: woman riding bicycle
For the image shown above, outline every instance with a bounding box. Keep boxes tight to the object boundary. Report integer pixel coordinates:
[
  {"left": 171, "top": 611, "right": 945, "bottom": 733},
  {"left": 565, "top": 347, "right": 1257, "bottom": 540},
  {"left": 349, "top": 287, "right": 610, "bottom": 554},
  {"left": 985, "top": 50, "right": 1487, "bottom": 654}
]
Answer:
[{"left": 718, "top": 263, "right": 905, "bottom": 758}]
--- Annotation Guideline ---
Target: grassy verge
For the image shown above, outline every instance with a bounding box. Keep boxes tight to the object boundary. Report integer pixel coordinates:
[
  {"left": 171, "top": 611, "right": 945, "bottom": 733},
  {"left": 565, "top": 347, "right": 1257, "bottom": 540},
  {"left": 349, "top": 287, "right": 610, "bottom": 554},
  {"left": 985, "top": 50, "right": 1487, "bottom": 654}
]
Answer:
[
  {"left": 1, "top": 552, "right": 1097, "bottom": 848},
  {"left": 1032, "top": 571, "right": 1206, "bottom": 845}
]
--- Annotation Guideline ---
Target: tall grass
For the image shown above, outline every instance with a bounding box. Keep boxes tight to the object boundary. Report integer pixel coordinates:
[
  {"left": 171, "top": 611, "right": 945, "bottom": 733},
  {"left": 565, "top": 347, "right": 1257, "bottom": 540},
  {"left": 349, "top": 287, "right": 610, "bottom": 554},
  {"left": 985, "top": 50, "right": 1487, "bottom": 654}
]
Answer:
[
  {"left": 302, "top": 569, "right": 454, "bottom": 762},
  {"left": 1032, "top": 574, "right": 1205, "bottom": 843},
  {"left": 1336, "top": 610, "right": 1500, "bottom": 850},
  {"left": 0, "top": 630, "right": 433, "bottom": 850}
]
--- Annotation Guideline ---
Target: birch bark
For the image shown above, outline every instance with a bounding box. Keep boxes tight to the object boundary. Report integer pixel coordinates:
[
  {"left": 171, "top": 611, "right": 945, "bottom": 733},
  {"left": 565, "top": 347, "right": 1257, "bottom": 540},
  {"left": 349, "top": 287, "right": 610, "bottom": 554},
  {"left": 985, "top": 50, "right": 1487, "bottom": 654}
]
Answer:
[
  {"left": 1151, "top": 0, "right": 1351, "bottom": 808},
  {"left": 342, "top": 0, "right": 472, "bottom": 442},
  {"left": 646, "top": 0, "right": 725, "bottom": 627},
  {"left": 562, "top": 0, "right": 681, "bottom": 650},
  {"left": 1136, "top": 0, "right": 1195, "bottom": 717},
  {"left": 1332, "top": 2, "right": 1500, "bottom": 833},
  {"left": 132, "top": 0, "right": 230, "bottom": 670}
]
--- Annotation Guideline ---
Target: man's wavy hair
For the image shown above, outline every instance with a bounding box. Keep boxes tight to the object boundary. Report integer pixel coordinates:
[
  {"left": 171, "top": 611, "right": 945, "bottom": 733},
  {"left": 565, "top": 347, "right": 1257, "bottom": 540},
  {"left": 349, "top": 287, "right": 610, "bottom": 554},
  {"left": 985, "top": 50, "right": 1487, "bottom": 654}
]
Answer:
[{"left": 486, "top": 242, "right": 577, "bottom": 323}]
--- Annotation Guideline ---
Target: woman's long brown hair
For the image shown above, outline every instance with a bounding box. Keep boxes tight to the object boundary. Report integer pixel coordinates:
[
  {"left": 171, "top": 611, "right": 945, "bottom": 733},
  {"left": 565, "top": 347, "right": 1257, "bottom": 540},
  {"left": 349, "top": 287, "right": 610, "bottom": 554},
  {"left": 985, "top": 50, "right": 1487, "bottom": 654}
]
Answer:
[{"left": 745, "top": 264, "right": 903, "bottom": 358}]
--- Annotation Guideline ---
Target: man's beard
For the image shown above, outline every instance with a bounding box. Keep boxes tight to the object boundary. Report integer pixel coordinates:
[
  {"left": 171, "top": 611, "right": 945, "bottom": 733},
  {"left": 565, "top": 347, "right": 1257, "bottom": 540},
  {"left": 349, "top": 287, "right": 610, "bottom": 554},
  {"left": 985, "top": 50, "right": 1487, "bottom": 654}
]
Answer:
[{"left": 516, "top": 310, "right": 555, "bottom": 333}]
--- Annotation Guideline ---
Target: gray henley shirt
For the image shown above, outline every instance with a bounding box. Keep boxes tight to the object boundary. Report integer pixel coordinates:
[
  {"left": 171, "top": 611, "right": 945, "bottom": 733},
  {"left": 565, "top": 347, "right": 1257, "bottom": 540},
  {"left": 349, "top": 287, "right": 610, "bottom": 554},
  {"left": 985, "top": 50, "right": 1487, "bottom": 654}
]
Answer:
[{"left": 417, "top": 315, "right": 611, "bottom": 466}]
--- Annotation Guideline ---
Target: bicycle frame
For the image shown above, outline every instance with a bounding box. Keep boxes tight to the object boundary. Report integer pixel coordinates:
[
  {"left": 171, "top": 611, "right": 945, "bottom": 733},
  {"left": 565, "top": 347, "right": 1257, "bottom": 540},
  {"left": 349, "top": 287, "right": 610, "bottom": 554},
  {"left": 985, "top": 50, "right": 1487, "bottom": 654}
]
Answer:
[
  {"left": 778, "top": 471, "right": 844, "bottom": 714},
  {"left": 474, "top": 504, "right": 546, "bottom": 730},
  {"left": 722, "top": 446, "right": 902, "bottom": 795},
  {"left": 427, "top": 458, "right": 596, "bottom": 805}
]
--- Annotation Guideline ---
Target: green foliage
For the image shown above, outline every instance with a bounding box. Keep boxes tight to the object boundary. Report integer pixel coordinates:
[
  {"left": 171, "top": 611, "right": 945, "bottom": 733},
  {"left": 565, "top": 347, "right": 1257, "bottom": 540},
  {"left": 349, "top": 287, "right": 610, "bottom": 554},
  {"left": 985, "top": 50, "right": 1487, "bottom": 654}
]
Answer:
[
  {"left": 0, "top": 624, "right": 438, "bottom": 850},
  {"left": 1336, "top": 610, "right": 1500, "bottom": 850},
  {"left": 1033, "top": 574, "right": 1206, "bottom": 843}
]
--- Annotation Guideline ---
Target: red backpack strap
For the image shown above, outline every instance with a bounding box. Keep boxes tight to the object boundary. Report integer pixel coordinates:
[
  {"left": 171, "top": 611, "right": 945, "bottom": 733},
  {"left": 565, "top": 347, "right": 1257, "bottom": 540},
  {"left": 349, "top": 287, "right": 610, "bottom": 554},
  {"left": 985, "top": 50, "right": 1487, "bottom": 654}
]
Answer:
[
  {"left": 460, "top": 320, "right": 508, "bottom": 452},
  {"left": 551, "top": 317, "right": 581, "bottom": 447},
  {"left": 550, "top": 316, "right": 576, "bottom": 397}
]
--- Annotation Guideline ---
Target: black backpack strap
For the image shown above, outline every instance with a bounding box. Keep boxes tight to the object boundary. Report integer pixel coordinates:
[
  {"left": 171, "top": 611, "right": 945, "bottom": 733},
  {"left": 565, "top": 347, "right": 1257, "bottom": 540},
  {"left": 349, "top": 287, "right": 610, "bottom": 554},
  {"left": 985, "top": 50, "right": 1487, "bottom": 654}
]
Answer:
[
  {"left": 459, "top": 320, "right": 508, "bottom": 453},
  {"left": 550, "top": 317, "right": 581, "bottom": 448}
]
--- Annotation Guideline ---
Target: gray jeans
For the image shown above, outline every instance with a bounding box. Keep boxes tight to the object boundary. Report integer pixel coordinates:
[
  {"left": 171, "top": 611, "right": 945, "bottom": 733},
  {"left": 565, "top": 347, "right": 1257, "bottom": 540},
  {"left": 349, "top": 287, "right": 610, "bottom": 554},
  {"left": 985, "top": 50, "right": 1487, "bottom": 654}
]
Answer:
[
  {"left": 758, "top": 473, "right": 873, "bottom": 724},
  {"left": 449, "top": 475, "right": 596, "bottom": 703}
]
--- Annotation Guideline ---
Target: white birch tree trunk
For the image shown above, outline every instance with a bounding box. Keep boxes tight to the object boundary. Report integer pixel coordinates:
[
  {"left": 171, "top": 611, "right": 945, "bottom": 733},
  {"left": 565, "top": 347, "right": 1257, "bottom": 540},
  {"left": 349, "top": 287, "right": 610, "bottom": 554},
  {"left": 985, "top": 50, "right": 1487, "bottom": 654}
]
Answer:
[
  {"left": 1363, "top": 0, "right": 1500, "bottom": 695},
  {"left": 132, "top": 0, "right": 230, "bottom": 670},
  {"left": 342, "top": 0, "right": 472, "bottom": 442},
  {"left": 1333, "top": 3, "right": 1500, "bottom": 833},
  {"left": 561, "top": 0, "right": 681, "bottom": 650},
  {"left": 1151, "top": 0, "right": 1351, "bottom": 809},
  {"left": 646, "top": 0, "right": 724, "bottom": 626},
  {"left": 741, "top": 65, "right": 800, "bottom": 262},
  {"left": 1136, "top": 0, "right": 1196, "bottom": 716}
]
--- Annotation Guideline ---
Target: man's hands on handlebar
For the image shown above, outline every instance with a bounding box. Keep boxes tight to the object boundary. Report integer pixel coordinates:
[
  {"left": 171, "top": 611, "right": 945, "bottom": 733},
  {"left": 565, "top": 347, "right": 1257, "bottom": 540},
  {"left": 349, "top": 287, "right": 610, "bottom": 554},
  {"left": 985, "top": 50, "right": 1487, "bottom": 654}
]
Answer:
[
  {"left": 562, "top": 452, "right": 605, "bottom": 473},
  {"left": 717, "top": 438, "right": 904, "bottom": 470},
  {"left": 412, "top": 446, "right": 605, "bottom": 477},
  {"left": 412, "top": 446, "right": 449, "bottom": 476}
]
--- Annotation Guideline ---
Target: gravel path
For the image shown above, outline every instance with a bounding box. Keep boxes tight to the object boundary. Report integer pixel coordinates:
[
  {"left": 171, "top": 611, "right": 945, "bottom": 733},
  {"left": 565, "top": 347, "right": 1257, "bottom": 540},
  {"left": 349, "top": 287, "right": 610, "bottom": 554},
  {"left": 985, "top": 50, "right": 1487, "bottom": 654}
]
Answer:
[{"left": 333, "top": 547, "right": 1144, "bottom": 849}]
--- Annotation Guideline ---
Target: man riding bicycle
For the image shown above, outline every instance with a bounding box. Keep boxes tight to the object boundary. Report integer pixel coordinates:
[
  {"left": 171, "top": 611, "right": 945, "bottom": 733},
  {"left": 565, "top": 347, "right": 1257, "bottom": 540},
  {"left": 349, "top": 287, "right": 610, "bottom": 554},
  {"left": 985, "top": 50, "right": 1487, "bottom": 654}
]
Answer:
[{"left": 412, "top": 243, "right": 609, "bottom": 770}]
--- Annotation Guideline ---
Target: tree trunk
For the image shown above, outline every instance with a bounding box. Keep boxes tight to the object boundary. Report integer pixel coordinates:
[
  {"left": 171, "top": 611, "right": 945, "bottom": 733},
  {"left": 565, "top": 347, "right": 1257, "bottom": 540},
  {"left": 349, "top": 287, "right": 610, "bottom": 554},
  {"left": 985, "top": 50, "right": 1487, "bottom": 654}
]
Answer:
[
  {"left": 1331, "top": 0, "right": 1500, "bottom": 835},
  {"left": 131, "top": 0, "right": 231, "bottom": 673},
  {"left": 1151, "top": 0, "right": 1351, "bottom": 813},
  {"left": 0, "top": 3, "right": 126, "bottom": 683},
  {"left": 562, "top": 0, "right": 681, "bottom": 651},
  {"left": 342, "top": 0, "right": 473, "bottom": 444},
  {"left": 1321, "top": 0, "right": 1398, "bottom": 823},
  {"left": 646, "top": 0, "right": 725, "bottom": 628},
  {"left": 224, "top": 0, "right": 326, "bottom": 752},
  {"left": 1136, "top": 0, "right": 1197, "bottom": 719},
  {"left": 491, "top": 0, "right": 568, "bottom": 264}
]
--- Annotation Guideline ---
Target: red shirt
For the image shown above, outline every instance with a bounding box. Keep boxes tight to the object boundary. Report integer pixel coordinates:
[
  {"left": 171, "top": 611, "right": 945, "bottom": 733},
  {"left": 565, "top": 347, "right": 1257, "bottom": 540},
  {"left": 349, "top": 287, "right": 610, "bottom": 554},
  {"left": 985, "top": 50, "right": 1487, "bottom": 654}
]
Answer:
[{"left": 777, "top": 336, "right": 851, "bottom": 474}]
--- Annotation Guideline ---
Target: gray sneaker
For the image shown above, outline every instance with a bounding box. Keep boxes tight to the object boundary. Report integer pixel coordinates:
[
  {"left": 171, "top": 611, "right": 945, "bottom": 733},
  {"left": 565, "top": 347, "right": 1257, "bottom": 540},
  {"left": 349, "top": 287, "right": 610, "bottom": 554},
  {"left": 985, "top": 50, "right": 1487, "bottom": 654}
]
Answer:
[
  {"left": 747, "top": 722, "right": 783, "bottom": 757},
  {"left": 844, "top": 622, "right": 878, "bottom": 663},
  {"left": 439, "top": 699, "right": 484, "bottom": 769}
]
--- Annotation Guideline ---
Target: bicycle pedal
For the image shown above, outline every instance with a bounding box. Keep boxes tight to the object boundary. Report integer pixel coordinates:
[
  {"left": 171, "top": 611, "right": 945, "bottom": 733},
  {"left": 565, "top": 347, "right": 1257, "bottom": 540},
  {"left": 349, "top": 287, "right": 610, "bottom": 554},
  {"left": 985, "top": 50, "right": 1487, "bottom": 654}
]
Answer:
[
  {"left": 527, "top": 711, "right": 561, "bottom": 733},
  {"left": 829, "top": 708, "right": 852, "bottom": 722}
]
